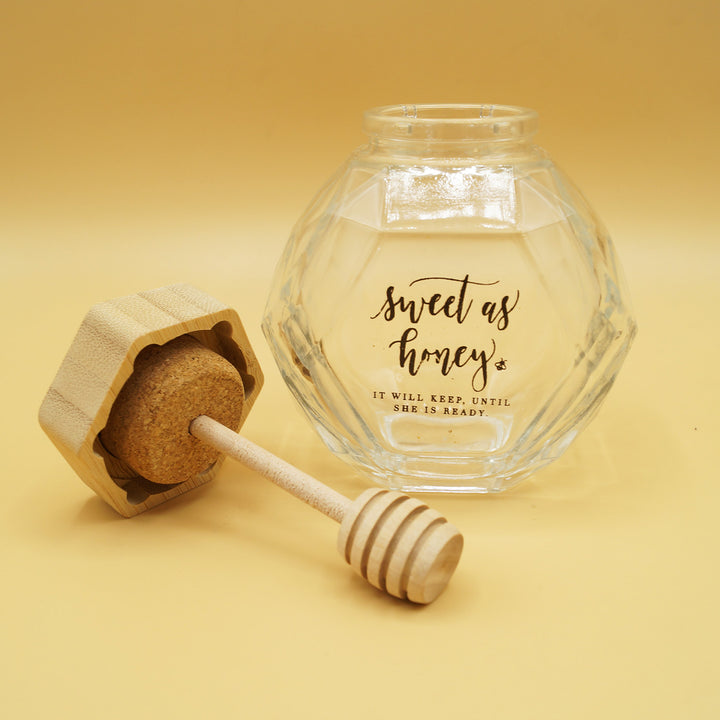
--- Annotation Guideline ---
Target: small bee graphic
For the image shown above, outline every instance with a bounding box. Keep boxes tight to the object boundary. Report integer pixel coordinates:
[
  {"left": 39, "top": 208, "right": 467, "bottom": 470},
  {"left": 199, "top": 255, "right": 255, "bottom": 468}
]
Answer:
[{"left": 495, "top": 358, "right": 507, "bottom": 371}]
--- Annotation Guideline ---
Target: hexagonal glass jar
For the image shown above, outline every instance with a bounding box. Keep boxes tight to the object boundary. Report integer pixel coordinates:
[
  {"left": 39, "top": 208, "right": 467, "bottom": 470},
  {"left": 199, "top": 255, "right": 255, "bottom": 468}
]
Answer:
[{"left": 263, "top": 104, "right": 636, "bottom": 493}]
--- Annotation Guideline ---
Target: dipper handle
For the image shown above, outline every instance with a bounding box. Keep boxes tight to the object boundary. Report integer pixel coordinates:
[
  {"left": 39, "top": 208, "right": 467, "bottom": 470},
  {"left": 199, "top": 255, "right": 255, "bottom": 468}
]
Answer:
[
  {"left": 189, "top": 415, "right": 462, "bottom": 604},
  {"left": 190, "top": 415, "right": 350, "bottom": 522}
]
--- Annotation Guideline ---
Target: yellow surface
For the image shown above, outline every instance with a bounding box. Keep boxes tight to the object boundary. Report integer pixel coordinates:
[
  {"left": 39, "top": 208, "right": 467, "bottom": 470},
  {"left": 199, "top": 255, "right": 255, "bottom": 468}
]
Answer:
[{"left": 2, "top": 2, "right": 719, "bottom": 718}]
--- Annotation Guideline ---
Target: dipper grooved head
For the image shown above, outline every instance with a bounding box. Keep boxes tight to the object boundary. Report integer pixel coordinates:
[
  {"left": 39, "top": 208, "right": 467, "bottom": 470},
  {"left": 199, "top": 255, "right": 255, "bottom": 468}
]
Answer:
[{"left": 338, "top": 489, "right": 463, "bottom": 604}]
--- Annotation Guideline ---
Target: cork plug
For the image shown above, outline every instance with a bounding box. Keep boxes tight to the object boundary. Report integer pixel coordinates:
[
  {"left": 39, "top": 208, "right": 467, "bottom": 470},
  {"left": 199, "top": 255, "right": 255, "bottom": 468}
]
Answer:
[
  {"left": 100, "top": 335, "right": 462, "bottom": 604},
  {"left": 39, "top": 285, "right": 462, "bottom": 605}
]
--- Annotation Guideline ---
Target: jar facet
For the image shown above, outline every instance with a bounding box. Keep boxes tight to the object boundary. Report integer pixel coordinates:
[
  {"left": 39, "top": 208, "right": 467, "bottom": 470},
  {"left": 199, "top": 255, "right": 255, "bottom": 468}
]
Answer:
[{"left": 263, "top": 105, "right": 636, "bottom": 492}]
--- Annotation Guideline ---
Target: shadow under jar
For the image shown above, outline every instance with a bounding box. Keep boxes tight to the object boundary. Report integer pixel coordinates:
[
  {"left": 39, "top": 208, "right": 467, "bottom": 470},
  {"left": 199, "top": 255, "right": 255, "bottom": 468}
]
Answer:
[{"left": 263, "top": 104, "right": 636, "bottom": 493}]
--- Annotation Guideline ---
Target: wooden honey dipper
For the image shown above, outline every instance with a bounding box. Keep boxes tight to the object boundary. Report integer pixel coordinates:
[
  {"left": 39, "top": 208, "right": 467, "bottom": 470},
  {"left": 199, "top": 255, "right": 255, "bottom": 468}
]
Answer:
[{"left": 39, "top": 285, "right": 462, "bottom": 605}]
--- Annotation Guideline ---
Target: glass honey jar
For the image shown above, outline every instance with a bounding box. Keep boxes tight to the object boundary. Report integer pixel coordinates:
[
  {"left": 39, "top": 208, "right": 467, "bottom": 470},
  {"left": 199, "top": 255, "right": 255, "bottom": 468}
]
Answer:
[{"left": 264, "top": 104, "right": 636, "bottom": 492}]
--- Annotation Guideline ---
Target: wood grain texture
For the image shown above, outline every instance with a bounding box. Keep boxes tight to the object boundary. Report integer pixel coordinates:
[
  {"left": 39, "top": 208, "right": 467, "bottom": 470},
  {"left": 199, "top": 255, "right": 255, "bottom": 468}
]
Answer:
[{"left": 39, "top": 284, "right": 264, "bottom": 516}]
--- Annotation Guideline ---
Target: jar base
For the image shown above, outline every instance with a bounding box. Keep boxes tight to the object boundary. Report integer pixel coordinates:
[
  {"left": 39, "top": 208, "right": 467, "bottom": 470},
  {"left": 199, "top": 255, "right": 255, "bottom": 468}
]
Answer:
[{"left": 328, "top": 443, "right": 566, "bottom": 494}]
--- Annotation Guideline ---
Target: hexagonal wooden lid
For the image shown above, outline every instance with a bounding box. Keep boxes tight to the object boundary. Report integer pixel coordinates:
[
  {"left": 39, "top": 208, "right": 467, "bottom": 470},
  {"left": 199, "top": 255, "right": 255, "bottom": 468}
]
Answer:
[{"left": 39, "top": 284, "right": 264, "bottom": 516}]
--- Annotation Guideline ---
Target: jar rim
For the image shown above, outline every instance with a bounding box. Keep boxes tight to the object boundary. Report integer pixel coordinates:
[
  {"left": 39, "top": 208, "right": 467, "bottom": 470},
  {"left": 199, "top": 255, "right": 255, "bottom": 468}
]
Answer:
[{"left": 363, "top": 104, "right": 539, "bottom": 142}]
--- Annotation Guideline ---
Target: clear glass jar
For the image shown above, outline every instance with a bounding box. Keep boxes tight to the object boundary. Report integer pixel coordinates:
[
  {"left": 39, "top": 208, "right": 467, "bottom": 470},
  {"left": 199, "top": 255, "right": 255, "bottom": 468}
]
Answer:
[{"left": 263, "top": 104, "right": 637, "bottom": 493}]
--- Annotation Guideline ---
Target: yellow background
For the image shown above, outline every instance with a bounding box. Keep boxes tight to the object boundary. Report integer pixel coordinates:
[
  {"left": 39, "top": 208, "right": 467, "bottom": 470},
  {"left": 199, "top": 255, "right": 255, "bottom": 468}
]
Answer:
[{"left": 2, "top": 2, "right": 718, "bottom": 718}]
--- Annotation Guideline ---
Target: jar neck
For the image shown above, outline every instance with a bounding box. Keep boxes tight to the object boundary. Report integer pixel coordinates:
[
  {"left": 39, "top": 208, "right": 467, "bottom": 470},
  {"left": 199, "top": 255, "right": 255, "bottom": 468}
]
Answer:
[{"left": 363, "top": 104, "right": 539, "bottom": 159}]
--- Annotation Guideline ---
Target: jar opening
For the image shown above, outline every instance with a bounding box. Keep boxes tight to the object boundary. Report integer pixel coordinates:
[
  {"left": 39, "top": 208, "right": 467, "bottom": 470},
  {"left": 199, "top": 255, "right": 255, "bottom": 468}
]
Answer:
[{"left": 363, "top": 104, "right": 538, "bottom": 143}]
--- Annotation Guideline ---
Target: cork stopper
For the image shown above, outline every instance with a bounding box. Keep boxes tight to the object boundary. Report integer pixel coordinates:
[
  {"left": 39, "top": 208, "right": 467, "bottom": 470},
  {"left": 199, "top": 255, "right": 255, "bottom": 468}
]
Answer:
[
  {"left": 101, "top": 335, "right": 245, "bottom": 485},
  {"left": 41, "top": 284, "right": 464, "bottom": 604}
]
